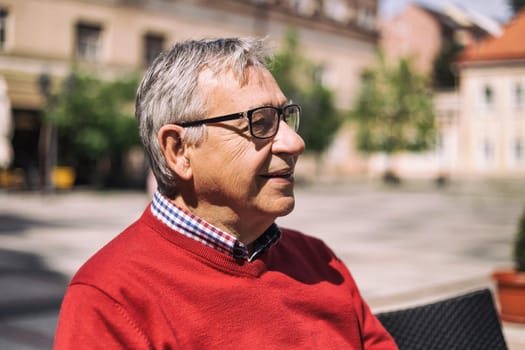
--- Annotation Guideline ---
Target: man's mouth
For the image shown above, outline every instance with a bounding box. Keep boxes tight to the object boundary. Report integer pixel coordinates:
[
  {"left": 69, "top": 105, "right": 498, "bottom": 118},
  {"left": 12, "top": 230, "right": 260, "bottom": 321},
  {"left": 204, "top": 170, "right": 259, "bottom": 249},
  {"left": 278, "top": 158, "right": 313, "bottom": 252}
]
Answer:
[{"left": 261, "top": 169, "right": 294, "bottom": 179}]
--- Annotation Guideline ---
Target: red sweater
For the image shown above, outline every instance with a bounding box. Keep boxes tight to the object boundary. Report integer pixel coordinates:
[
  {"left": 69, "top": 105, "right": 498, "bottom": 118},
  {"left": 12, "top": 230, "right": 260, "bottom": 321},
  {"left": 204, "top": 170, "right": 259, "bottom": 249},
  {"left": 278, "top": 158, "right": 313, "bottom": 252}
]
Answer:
[{"left": 54, "top": 207, "right": 397, "bottom": 349}]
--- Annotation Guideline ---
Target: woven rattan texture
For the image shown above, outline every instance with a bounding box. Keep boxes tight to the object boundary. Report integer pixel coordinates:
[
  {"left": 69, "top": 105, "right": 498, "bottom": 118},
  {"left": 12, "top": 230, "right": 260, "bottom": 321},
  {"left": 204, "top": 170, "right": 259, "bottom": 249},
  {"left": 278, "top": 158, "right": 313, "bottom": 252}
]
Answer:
[{"left": 375, "top": 289, "right": 508, "bottom": 350}]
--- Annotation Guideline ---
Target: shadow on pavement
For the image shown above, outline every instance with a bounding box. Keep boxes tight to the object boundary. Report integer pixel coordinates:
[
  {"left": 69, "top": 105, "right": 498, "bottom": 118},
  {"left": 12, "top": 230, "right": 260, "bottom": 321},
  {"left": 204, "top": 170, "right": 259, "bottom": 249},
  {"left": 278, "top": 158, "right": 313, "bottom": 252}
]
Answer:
[
  {"left": 0, "top": 248, "right": 68, "bottom": 318},
  {"left": 0, "top": 248, "right": 69, "bottom": 348},
  {"left": 0, "top": 214, "right": 58, "bottom": 235}
]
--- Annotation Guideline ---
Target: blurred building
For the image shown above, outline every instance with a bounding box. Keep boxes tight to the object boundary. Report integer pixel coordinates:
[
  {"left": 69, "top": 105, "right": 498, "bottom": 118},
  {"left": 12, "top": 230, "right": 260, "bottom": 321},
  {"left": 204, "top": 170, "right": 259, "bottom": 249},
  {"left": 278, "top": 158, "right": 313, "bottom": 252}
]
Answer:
[
  {"left": 369, "top": 1, "right": 522, "bottom": 180},
  {"left": 0, "top": 0, "right": 379, "bottom": 189},
  {"left": 380, "top": 2, "right": 500, "bottom": 76},
  {"left": 456, "top": 9, "right": 525, "bottom": 177}
]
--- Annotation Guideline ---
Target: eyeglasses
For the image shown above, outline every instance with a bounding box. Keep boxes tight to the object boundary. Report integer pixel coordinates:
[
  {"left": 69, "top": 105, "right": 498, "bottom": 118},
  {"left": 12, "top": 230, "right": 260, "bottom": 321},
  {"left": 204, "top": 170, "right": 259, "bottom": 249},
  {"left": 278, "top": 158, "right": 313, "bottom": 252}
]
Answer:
[{"left": 177, "top": 104, "right": 301, "bottom": 139}]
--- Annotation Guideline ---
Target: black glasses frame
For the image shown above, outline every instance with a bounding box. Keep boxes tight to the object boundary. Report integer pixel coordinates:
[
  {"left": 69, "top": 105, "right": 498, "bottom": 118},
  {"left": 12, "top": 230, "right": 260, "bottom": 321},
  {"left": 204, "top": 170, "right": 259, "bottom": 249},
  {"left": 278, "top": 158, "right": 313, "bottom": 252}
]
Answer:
[{"left": 176, "top": 104, "right": 301, "bottom": 139}]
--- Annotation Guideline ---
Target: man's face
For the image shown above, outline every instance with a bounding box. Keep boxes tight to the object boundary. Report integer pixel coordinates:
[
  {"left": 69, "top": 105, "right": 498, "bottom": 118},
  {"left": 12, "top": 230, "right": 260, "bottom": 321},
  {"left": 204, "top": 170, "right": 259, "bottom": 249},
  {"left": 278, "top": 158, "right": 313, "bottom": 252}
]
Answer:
[{"left": 186, "top": 66, "right": 305, "bottom": 236}]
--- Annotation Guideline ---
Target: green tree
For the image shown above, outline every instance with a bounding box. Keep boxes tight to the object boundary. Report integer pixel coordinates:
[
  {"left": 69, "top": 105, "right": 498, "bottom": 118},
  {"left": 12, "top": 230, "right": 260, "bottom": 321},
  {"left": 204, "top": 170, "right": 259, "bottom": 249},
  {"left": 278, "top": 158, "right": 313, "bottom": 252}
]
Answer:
[
  {"left": 509, "top": 0, "right": 525, "bottom": 14},
  {"left": 352, "top": 52, "right": 436, "bottom": 181},
  {"left": 45, "top": 71, "right": 141, "bottom": 187},
  {"left": 269, "top": 30, "right": 341, "bottom": 163},
  {"left": 433, "top": 39, "right": 463, "bottom": 88}
]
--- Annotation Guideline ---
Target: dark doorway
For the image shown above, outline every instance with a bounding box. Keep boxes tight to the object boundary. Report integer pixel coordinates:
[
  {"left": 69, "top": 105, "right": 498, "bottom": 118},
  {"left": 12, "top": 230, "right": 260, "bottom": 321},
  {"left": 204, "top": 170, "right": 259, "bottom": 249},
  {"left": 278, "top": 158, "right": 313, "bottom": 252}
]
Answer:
[{"left": 11, "top": 109, "right": 41, "bottom": 189}]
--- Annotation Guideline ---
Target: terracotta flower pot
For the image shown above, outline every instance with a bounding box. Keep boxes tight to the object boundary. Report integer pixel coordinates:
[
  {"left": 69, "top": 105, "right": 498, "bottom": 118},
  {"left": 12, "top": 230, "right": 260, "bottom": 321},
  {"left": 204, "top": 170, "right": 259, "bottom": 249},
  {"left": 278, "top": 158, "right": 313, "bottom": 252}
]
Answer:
[{"left": 492, "top": 269, "right": 525, "bottom": 323}]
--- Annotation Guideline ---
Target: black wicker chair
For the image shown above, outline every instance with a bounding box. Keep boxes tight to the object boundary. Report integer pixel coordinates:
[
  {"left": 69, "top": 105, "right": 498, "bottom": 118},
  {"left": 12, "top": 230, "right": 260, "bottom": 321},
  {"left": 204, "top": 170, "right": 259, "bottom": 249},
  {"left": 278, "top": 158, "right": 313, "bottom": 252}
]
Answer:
[{"left": 375, "top": 289, "right": 508, "bottom": 350}]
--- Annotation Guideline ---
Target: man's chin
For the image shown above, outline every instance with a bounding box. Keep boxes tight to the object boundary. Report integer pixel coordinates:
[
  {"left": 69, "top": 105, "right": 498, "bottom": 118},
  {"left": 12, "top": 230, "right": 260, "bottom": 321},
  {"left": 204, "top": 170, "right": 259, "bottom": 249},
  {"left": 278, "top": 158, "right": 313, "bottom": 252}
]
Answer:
[{"left": 271, "top": 197, "right": 295, "bottom": 217}]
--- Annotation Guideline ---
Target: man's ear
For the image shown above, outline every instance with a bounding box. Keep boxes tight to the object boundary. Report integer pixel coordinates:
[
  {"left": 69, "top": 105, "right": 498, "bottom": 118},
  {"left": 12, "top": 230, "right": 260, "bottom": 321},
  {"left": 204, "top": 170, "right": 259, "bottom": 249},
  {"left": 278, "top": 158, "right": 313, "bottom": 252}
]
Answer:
[{"left": 158, "top": 125, "right": 192, "bottom": 181}]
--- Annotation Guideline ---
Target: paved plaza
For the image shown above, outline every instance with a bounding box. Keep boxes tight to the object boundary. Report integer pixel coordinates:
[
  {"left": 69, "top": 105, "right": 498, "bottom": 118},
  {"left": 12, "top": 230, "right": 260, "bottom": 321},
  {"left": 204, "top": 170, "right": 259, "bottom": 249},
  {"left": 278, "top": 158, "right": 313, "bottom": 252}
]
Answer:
[{"left": 1, "top": 178, "right": 525, "bottom": 349}]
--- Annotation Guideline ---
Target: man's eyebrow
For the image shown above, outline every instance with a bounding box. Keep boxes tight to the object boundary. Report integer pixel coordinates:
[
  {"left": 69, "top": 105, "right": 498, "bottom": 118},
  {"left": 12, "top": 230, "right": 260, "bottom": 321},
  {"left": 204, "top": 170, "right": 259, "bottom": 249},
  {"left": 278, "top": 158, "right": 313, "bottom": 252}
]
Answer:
[
  {"left": 245, "top": 100, "right": 291, "bottom": 110},
  {"left": 274, "top": 100, "right": 292, "bottom": 108}
]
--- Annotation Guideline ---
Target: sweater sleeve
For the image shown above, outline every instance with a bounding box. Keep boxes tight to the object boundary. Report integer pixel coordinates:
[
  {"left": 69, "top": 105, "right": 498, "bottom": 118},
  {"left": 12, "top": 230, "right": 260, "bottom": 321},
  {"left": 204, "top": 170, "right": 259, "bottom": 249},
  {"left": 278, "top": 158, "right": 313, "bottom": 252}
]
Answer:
[
  {"left": 53, "top": 283, "right": 154, "bottom": 350},
  {"left": 342, "top": 262, "right": 399, "bottom": 350},
  {"left": 353, "top": 289, "right": 399, "bottom": 349},
  {"left": 280, "top": 228, "right": 399, "bottom": 349}
]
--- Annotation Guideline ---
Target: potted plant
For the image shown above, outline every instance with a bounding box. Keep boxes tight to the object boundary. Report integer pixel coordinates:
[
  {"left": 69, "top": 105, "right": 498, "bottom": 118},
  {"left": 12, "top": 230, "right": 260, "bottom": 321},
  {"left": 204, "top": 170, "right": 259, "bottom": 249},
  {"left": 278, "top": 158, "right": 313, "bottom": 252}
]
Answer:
[{"left": 492, "top": 205, "right": 525, "bottom": 323}]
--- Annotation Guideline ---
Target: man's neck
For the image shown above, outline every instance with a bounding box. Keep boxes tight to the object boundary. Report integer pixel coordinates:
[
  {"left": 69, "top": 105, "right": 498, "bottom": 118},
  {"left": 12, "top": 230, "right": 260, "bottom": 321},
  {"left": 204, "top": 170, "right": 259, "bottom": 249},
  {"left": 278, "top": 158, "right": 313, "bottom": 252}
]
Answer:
[{"left": 169, "top": 195, "right": 273, "bottom": 246}]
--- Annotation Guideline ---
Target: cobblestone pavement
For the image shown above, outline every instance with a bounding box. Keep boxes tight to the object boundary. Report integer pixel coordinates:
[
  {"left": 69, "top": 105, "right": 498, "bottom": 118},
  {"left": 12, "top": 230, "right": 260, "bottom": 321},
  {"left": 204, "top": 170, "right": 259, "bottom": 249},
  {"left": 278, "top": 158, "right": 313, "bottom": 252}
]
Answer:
[{"left": 1, "top": 179, "right": 525, "bottom": 349}]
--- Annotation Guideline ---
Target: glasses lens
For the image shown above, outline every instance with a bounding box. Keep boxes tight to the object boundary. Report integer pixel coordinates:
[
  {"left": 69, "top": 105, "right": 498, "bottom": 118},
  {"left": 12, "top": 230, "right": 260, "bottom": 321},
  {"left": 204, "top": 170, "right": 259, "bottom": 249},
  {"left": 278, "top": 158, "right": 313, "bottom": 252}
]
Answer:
[
  {"left": 250, "top": 107, "right": 279, "bottom": 138},
  {"left": 283, "top": 105, "right": 300, "bottom": 132}
]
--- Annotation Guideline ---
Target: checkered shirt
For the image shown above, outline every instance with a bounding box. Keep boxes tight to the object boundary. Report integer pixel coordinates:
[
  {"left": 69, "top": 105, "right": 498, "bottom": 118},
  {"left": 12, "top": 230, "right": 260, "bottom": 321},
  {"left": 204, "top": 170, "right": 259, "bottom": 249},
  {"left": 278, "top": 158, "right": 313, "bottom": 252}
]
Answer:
[{"left": 150, "top": 191, "right": 281, "bottom": 261}]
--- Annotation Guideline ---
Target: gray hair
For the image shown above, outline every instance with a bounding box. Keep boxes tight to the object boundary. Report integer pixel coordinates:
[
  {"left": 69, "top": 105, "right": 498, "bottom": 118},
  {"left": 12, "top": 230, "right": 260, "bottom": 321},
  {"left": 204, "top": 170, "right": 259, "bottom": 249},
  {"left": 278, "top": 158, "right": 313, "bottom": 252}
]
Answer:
[{"left": 135, "top": 37, "right": 271, "bottom": 197}]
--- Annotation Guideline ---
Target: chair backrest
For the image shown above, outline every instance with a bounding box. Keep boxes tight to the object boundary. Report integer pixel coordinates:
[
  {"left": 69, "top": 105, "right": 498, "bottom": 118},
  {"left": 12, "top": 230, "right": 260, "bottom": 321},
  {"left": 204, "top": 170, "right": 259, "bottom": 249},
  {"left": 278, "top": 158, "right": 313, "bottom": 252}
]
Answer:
[{"left": 375, "top": 289, "right": 508, "bottom": 350}]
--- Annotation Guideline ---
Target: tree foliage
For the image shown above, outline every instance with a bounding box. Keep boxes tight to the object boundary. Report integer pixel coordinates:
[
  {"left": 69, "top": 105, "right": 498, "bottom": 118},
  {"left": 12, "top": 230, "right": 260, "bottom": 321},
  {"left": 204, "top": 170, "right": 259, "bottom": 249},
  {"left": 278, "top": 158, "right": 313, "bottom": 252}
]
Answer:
[
  {"left": 45, "top": 71, "right": 141, "bottom": 186},
  {"left": 433, "top": 40, "right": 463, "bottom": 88},
  {"left": 269, "top": 30, "right": 340, "bottom": 155},
  {"left": 352, "top": 52, "right": 436, "bottom": 156},
  {"left": 509, "top": 0, "right": 525, "bottom": 14}
]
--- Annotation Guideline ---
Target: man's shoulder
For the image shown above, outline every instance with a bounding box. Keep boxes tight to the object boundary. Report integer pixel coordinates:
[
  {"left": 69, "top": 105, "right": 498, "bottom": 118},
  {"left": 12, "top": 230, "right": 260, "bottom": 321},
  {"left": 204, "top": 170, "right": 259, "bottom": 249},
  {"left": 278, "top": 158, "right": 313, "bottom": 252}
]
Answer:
[
  {"left": 70, "top": 210, "right": 158, "bottom": 286},
  {"left": 270, "top": 227, "right": 347, "bottom": 284},
  {"left": 279, "top": 227, "right": 326, "bottom": 246},
  {"left": 277, "top": 226, "right": 334, "bottom": 256}
]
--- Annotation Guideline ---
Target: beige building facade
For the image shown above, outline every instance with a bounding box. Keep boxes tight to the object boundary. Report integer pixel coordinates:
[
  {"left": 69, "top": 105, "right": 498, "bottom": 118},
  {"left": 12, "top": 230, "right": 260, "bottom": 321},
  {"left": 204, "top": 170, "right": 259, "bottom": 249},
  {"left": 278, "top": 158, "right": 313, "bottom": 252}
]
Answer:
[
  {"left": 457, "top": 63, "right": 525, "bottom": 176},
  {"left": 380, "top": 2, "right": 498, "bottom": 76},
  {"left": 375, "top": 2, "right": 525, "bottom": 180},
  {"left": 0, "top": 0, "right": 378, "bottom": 188},
  {"left": 456, "top": 9, "right": 525, "bottom": 177}
]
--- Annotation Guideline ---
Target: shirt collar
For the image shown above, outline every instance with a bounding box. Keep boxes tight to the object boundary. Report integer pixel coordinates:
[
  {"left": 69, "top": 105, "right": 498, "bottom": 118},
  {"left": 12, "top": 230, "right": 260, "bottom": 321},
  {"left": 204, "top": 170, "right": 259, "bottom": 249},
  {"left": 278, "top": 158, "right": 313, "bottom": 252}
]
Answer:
[{"left": 150, "top": 191, "right": 281, "bottom": 261}]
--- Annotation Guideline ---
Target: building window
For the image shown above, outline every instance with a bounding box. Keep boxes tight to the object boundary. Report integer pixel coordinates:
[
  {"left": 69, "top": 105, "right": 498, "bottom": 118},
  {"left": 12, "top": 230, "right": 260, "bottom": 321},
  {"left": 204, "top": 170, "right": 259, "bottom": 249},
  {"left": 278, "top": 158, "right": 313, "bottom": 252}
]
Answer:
[
  {"left": 357, "top": 7, "right": 375, "bottom": 30},
  {"left": 0, "top": 8, "right": 8, "bottom": 50},
  {"left": 480, "top": 138, "right": 494, "bottom": 166},
  {"left": 323, "top": 0, "right": 351, "bottom": 23},
  {"left": 514, "top": 83, "right": 524, "bottom": 109},
  {"left": 482, "top": 84, "right": 494, "bottom": 110},
  {"left": 483, "top": 141, "right": 493, "bottom": 160},
  {"left": 515, "top": 139, "right": 524, "bottom": 163},
  {"left": 288, "top": 0, "right": 319, "bottom": 17},
  {"left": 75, "top": 22, "right": 102, "bottom": 61},
  {"left": 144, "top": 33, "right": 165, "bottom": 67}
]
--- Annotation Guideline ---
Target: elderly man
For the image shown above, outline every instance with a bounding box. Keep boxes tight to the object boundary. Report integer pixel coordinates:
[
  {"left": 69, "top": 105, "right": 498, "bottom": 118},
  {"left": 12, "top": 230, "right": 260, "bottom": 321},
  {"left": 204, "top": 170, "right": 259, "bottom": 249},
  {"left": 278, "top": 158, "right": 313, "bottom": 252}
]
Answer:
[{"left": 54, "top": 38, "right": 397, "bottom": 349}]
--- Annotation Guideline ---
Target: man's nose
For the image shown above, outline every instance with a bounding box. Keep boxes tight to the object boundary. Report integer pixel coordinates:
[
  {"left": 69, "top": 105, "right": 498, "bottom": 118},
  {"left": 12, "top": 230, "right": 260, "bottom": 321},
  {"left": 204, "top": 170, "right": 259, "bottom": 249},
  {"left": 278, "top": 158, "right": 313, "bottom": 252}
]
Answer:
[{"left": 271, "top": 120, "right": 305, "bottom": 155}]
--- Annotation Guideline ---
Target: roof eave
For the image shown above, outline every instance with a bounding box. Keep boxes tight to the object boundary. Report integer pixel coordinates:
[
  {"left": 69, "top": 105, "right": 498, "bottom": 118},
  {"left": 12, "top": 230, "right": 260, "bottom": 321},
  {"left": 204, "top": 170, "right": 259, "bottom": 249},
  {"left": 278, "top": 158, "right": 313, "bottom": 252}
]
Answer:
[{"left": 455, "top": 57, "right": 525, "bottom": 69}]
